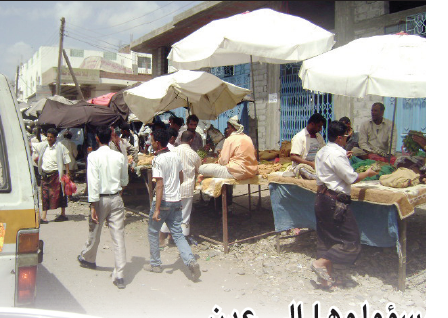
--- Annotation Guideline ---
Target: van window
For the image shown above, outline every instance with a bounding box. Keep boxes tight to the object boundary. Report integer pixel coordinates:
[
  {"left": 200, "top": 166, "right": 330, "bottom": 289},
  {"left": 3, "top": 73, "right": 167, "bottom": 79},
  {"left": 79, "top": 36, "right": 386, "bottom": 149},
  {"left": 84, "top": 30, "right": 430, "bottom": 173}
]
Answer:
[{"left": 0, "top": 115, "right": 11, "bottom": 192}]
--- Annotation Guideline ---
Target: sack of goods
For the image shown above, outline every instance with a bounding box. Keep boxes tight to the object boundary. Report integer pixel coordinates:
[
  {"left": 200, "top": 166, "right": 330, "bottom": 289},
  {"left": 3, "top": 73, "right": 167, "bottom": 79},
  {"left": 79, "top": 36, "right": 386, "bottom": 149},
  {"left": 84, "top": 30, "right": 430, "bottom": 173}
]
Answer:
[{"left": 379, "top": 167, "right": 420, "bottom": 188}]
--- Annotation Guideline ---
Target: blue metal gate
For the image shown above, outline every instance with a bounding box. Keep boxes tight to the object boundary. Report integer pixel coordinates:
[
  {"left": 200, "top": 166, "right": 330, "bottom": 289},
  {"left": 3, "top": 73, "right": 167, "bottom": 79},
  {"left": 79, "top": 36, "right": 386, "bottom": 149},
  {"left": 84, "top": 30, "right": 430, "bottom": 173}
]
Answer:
[
  {"left": 210, "top": 64, "right": 250, "bottom": 134},
  {"left": 280, "top": 62, "right": 333, "bottom": 142},
  {"left": 384, "top": 97, "right": 426, "bottom": 152}
]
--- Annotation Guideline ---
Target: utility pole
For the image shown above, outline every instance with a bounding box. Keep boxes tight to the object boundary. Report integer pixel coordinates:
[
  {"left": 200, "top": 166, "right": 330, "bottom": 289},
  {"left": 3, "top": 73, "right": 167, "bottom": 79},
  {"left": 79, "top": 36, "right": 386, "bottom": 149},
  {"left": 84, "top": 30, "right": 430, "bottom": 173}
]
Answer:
[
  {"left": 62, "top": 49, "right": 84, "bottom": 100},
  {"left": 15, "top": 66, "right": 19, "bottom": 98},
  {"left": 56, "top": 17, "right": 65, "bottom": 96}
]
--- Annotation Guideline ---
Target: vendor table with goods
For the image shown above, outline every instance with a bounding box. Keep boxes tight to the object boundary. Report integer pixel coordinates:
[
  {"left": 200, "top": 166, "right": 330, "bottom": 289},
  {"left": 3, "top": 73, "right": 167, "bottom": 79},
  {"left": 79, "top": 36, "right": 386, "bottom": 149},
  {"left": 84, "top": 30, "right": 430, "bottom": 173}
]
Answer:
[
  {"left": 122, "top": 154, "right": 155, "bottom": 207},
  {"left": 267, "top": 174, "right": 426, "bottom": 291}
]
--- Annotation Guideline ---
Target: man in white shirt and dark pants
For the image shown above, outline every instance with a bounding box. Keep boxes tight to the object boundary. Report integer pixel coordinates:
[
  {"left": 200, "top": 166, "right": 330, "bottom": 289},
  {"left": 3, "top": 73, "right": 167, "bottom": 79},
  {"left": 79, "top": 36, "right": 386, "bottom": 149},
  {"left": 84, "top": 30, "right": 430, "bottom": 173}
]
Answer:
[
  {"left": 145, "top": 129, "right": 201, "bottom": 281},
  {"left": 311, "top": 121, "right": 378, "bottom": 289},
  {"left": 160, "top": 130, "right": 201, "bottom": 245},
  {"left": 78, "top": 125, "right": 129, "bottom": 289}
]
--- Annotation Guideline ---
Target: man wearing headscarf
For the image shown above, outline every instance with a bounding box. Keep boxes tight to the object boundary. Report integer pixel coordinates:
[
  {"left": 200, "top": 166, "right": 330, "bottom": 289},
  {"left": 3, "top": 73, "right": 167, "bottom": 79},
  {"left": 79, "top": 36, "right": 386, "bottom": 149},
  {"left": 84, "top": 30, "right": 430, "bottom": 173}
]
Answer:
[{"left": 198, "top": 115, "right": 258, "bottom": 180}]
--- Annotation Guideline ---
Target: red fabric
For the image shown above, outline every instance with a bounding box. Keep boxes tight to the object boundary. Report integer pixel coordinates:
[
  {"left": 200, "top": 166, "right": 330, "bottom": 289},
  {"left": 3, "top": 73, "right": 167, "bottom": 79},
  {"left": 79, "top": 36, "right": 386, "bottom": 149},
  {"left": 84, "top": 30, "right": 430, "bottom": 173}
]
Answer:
[
  {"left": 367, "top": 153, "right": 396, "bottom": 165},
  {"left": 87, "top": 92, "right": 116, "bottom": 106}
]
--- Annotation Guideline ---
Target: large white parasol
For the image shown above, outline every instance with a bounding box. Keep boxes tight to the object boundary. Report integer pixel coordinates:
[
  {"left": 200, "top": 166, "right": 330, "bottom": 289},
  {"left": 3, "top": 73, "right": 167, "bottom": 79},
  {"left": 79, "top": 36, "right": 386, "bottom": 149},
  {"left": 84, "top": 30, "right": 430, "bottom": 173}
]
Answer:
[
  {"left": 299, "top": 33, "right": 426, "bottom": 98},
  {"left": 299, "top": 33, "right": 426, "bottom": 156},
  {"left": 167, "top": 8, "right": 335, "bottom": 158},
  {"left": 167, "top": 8, "right": 335, "bottom": 70}
]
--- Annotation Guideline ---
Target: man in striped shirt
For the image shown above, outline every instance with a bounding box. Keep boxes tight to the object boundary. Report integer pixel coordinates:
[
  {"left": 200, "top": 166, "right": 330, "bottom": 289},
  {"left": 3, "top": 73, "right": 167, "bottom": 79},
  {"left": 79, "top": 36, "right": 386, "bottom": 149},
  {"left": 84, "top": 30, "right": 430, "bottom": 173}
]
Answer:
[{"left": 160, "top": 130, "right": 201, "bottom": 245}]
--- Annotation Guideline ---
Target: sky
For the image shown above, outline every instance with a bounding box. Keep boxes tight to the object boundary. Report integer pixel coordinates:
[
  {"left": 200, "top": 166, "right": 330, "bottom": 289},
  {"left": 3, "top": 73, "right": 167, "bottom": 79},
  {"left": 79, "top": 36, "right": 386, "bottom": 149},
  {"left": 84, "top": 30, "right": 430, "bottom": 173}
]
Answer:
[{"left": 0, "top": 1, "right": 203, "bottom": 82}]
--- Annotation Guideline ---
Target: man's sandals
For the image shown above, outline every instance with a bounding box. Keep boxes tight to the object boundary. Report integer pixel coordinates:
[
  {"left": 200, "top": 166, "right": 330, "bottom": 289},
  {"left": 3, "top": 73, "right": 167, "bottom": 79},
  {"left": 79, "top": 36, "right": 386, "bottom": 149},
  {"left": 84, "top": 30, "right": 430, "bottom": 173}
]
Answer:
[{"left": 311, "top": 262, "right": 338, "bottom": 290}]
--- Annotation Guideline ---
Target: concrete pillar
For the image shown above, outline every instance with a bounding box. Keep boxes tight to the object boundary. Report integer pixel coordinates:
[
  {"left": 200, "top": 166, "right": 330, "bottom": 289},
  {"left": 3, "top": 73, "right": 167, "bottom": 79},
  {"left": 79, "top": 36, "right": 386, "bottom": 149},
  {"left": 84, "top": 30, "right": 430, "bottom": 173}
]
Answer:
[
  {"left": 152, "top": 46, "right": 169, "bottom": 77},
  {"left": 335, "top": 1, "right": 355, "bottom": 47}
]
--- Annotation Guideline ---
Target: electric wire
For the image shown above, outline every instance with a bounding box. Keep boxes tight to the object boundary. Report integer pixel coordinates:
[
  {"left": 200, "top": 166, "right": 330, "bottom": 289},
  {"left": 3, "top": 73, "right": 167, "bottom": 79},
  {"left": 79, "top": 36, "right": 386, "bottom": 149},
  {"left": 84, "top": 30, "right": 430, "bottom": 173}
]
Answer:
[
  {"left": 103, "top": 1, "right": 197, "bottom": 37},
  {"left": 86, "top": 1, "right": 176, "bottom": 30}
]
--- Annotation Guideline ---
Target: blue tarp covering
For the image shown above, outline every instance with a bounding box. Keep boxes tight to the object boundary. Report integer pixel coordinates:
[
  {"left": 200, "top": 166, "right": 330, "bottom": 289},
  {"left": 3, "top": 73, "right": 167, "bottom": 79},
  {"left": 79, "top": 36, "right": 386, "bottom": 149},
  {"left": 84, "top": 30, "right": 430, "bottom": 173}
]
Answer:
[{"left": 269, "top": 183, "right": 399, "bottom": 247}]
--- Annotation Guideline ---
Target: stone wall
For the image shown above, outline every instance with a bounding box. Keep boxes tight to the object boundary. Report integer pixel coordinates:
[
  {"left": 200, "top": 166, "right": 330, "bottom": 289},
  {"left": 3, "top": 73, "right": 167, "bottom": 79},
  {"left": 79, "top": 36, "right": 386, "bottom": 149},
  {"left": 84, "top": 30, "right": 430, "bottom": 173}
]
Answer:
[{"left": 247, "top": 62, "right": 281, "bottom": 151}]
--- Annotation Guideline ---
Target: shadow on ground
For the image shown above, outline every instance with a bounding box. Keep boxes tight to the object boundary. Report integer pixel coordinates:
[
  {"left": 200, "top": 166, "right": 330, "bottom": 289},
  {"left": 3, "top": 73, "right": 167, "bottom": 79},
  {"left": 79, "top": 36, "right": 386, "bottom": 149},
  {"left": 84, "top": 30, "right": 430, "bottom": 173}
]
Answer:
[{"left": 34, "top": 265, "right": 86, "bottom": 314}]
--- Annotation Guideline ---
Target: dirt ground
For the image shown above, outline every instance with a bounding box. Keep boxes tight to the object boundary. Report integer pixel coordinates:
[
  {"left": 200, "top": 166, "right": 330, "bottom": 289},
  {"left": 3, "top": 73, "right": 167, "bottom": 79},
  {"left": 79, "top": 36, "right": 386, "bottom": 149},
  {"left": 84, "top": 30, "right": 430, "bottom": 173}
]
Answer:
[{"left": 65, "top": 179, "right": 426, "bottom": 317}]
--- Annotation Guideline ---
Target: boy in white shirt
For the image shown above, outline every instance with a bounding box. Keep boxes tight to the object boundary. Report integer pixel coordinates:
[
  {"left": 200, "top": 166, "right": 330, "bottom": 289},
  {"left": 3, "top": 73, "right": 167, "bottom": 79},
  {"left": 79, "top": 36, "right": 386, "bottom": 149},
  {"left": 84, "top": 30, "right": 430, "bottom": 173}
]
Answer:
[{"left": 144, "top": 129, "right": 201, "bottom": 281}]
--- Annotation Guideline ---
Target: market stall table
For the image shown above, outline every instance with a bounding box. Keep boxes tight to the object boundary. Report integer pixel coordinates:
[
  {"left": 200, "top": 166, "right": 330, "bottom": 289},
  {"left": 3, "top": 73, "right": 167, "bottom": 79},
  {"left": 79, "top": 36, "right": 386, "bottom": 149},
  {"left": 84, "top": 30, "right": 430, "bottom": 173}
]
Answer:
[
  {"left": 267, "top": 174, "right": 426, "bottom": 291},
  {"left": 122, "top": 165, "right": 154, "bottom": 207},
  {"left": 196, "top": 175, "right": 270, "bottom": 253}
]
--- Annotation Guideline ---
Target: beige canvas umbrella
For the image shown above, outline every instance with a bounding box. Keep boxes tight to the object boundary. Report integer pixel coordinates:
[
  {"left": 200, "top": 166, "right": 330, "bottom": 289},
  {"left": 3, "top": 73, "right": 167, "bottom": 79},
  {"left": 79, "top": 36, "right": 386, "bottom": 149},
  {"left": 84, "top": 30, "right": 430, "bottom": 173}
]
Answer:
[{"left": 123, "top": 70, "right": 251, "bottom": 124}]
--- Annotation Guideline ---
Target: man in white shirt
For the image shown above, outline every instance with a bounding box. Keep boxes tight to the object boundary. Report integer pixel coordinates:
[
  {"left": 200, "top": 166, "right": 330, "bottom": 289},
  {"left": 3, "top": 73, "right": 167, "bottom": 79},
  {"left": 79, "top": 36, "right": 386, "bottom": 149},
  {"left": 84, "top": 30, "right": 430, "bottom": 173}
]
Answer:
[
  {"left": 144, "top": 129, "right": 201, "bottom": 281},
  {"left": 60, "top": 130, "right": 78, "bottom": 174},
  {"left": 289, "top": 113, "right": 326, "bottom": 177},
  {"left": 167, "top": 127, "right": 178, "bottom": 151},
  {"left": 311, "top": 121, "right": 377, "bottom": 289},
  {"left": 160, "top": 130, "right": 201, "bottom": 244},
  {"left": 78, "top": 125, "right": 129, "bottom": 289},
  {"left": 36, "top": 128, "right": 71, "bottom": 223},
  {"left": 120, "top": 123, "right": 139, "bottom": 151},
  {"left": 109, "top": 127, "right": 139, "bottom": 170},
  {"left": 356, "top": 102, "right": 397, "bottom": 158}
]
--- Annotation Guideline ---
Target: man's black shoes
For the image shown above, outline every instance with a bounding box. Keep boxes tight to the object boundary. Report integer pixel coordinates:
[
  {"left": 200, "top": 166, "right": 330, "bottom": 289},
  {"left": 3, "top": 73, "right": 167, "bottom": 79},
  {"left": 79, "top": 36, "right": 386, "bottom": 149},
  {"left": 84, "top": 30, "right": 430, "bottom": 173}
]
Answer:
[
  {"left": 77, "top": 255, "right": 96, "bottom": 269},
  {"left": 113, "top": 278, "right": 125, "bottom": 289}
]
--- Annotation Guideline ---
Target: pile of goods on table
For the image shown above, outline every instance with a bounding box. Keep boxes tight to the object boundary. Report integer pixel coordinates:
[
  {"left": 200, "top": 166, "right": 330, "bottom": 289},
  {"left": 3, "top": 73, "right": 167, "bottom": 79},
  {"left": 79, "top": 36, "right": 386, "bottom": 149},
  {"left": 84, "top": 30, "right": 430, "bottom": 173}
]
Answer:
[
  {"left": 257, "top": 141, "right": 292, "bottom": 178},
  {"left": 134, "top": 154, "right": 154, "bottom": 167}
]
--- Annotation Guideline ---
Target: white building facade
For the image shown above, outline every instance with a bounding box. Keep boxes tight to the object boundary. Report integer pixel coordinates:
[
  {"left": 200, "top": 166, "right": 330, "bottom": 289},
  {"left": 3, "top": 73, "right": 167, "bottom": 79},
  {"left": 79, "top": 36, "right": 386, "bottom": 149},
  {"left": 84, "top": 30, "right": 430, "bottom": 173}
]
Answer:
[{"left": 17, "top": 46, "right": 152, "bottom": 103}]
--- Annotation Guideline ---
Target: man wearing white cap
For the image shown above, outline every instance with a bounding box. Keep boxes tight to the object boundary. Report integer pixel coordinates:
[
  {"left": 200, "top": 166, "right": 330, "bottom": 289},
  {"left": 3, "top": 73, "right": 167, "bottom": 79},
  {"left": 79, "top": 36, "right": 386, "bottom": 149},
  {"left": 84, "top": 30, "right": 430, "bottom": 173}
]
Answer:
[{"left": 198, "top": 115, "right": 258, "bottom": 180}]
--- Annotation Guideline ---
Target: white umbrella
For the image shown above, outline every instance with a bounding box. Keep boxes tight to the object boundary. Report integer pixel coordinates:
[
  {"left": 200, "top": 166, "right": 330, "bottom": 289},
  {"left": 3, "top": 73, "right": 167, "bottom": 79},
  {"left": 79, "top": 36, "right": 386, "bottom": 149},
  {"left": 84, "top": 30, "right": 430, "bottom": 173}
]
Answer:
[
  {"left": 167, "top": 8, "right": 335, "bottom": 158},
  {"left": 25, "top": 95, "right": 77, "bottom": 117},
  {"left": 168, "top": 8, "right": 335, "bottom": 70},
  {"left": 299, "top": 33, "right": 426, "bottom": 98},
  {"left": 122, "top": 70, "right": 251, "bottom": 124},
  {"left": 299, "top": 33, "right": 426, "bottom": 156}
]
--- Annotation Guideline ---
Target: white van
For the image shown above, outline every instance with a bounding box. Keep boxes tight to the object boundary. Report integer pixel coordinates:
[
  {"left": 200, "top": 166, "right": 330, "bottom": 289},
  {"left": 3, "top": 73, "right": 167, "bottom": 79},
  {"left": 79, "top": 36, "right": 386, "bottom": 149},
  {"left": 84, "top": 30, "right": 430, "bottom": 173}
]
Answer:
[{"left": 0, "top": 73, "right": 42, "bottom": 306}]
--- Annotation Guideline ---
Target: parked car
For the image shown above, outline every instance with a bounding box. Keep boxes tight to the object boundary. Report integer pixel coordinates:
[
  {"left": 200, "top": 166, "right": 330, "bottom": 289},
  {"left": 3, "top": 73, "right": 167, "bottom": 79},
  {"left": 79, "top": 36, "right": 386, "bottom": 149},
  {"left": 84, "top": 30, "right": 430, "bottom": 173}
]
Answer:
[{"left": 0, "top": 73, "right": 43, "bottom": 306}]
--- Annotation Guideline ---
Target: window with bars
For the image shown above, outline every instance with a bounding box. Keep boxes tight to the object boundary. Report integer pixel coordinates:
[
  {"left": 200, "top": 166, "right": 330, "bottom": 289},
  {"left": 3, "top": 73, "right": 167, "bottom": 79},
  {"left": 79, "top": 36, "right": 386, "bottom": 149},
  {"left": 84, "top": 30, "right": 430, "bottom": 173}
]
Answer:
[
  {"left": 406, "top": 12, "right": 426, "bottom": 37},
  {"left": 103, "top": 52, "right": 117, "bottom": 61},
  {"left": 137, "top": 56, "right": 152, "bottom": 69},
  {"left": 70, "top": 49, "right": 84, "bottom": 58}
]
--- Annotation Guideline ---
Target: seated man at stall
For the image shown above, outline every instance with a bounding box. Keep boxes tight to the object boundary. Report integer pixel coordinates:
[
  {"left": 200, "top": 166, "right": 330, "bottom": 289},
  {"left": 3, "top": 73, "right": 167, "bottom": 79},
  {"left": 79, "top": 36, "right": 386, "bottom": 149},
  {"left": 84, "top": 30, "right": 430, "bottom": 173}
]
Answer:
[
  {"left": 287, "top": 113, "right": 326, "bottom": 178},
  {"left": 198, "top": 115, "right": 258, "bottom": 181},
  {"left": 198, "top": 116, "right": 258, "bottom": 215},
  {"left": 175, "top": 114, "right": 203, "bottom": 152},
  {"left": 355, "top": 102, "right": 397, "bottom": 159}
]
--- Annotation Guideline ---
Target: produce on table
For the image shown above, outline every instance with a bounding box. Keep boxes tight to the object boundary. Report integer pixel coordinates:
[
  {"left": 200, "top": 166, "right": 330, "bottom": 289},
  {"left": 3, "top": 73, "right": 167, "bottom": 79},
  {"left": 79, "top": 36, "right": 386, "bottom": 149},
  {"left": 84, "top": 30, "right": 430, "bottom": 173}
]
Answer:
[{"left": 197, "top": 149, "right": 208, "bottom": 160}]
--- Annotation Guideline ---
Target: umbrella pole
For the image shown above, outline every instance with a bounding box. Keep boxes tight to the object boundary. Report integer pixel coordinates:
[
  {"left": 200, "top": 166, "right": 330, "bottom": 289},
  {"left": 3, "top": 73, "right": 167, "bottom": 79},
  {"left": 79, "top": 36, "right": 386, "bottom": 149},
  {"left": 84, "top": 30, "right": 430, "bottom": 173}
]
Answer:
[
  {"left": 250, "top": 55, "right": 260, "bottom": 162},
  {"left": 388, "top": 97, "right": 397, "bottom": 164}
]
